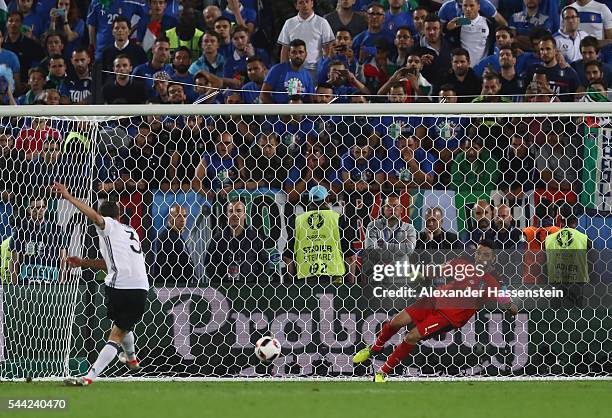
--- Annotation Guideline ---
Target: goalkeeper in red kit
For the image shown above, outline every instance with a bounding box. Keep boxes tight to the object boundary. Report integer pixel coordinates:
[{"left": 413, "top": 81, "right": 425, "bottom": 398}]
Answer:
[{"left": 353, "top": 239, "right": 519, "bottom": 382}]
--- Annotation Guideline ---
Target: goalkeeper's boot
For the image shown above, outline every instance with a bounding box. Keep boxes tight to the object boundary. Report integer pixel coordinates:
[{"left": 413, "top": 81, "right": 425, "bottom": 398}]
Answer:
[
  {"left": 64, "top": 376, "right": 92, "bottom": 386},
  {"left": 353, "top": 345, "right": 375, "bottom": 364},
  {"left": 373, "top": 372, "right": 386, "bottom": 383},
  {"left": 118, "top": 352, "right": 141, "bottom": 371}
]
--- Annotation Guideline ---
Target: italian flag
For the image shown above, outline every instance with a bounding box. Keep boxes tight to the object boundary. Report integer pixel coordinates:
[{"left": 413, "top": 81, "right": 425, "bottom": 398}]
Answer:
[
  {"left": 142, "top": 20, "right": 161, "bottom": 52},
  {"left": 0, "top": 0, "right": 7, "bottom": 27}
]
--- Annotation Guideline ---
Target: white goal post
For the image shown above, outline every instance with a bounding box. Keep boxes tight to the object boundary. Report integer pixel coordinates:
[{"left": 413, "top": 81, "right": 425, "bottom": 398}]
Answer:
[{"left": 0, "top": 103, "right": 611, "bottom": 381}]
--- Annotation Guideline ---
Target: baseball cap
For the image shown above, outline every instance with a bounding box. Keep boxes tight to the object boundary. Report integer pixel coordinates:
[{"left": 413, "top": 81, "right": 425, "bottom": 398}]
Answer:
[{"left": 308, "top": 185, "right": 329, "bottom": 202}]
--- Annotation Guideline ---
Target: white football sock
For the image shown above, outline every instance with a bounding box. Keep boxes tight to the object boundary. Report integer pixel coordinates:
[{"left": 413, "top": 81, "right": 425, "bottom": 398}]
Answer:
[
  {"left": 86, "top": 341, "right": 120, "bottom": 381},
  {"left": 121, "top": 332, "right": 137, "bottom": 361}
]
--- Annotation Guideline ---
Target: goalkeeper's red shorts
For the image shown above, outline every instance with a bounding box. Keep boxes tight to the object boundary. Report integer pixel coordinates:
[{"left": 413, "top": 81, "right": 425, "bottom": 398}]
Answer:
[{"left": 404, "top": 297, "right": 455, "bottom": 340}]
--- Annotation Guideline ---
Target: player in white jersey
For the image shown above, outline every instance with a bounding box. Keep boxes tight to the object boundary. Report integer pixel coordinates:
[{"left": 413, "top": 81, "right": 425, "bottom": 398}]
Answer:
[{"left": 51, "top": 182, "right": 149, "bottom": 386}]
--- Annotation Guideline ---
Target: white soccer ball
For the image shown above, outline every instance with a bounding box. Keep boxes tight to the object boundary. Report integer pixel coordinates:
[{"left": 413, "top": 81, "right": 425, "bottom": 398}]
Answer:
[{"left": 255, "top": 336, "right": 281, "bottom": 362}]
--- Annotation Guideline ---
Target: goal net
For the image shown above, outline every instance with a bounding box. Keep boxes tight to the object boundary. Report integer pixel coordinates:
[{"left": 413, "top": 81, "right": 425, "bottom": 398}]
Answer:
[{"left": 0, "top": 103, "right": 611, "bottom": 380}]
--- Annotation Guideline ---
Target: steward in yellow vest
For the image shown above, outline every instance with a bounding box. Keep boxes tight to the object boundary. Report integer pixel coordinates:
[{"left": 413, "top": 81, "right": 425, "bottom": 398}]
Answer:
[{"left": 545, "top": 227, "right": 589, "bottom": 283}]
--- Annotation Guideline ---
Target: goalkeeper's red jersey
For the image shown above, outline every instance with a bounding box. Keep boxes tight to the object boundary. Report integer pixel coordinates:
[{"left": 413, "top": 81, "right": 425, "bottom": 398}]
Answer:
[{"left": 432, "top": 258, "right": 510, "bottom": 327}]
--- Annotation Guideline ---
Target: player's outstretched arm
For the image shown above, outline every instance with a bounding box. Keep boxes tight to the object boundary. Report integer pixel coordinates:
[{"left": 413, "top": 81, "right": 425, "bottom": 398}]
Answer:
[
  {"left": 51, "top": 182, "right": 105, "bottom": 229},
  {"left": 66, "top": 256, "right": 107, "bottom": 271}
]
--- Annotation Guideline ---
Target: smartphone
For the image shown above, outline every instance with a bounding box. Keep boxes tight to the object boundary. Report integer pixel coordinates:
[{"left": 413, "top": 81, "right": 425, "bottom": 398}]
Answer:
[
  {"left": 457, "top": 17, "right": 471, "bottom": 25},
  {"left": 57, "top": 8, "right": 66, "bottom": 16}
]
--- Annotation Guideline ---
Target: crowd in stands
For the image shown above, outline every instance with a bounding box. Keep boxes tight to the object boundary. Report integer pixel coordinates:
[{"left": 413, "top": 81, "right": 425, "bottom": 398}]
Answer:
[{"left": 0, "top": 0, "right": 611, "bottom": 285}]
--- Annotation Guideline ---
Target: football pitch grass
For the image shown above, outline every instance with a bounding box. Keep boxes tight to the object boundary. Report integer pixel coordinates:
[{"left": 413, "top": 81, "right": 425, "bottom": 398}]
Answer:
[{"left": 1, "top": 380, "right": 610, "bottom": 418}]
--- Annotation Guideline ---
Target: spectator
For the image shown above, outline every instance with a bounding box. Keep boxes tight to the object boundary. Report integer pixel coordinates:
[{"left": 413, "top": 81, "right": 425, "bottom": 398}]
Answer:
[
  {"left": 383, "top": 131, "right": 437, "bottom": 190},
  {"left": 527, "top": 36, "right": 579, "bottom": 102},
  {"left": 385, "top": 0, "right": 417, "bottom": 37},
  {"left": 583, "top": 60, "right": 610, "bottom": 90},
  {"left": 554, "top": 6, "right": 589, "bottom": 64},
  {"left": 460, "top": 199, "right": 494, "bottom": 249},
  {"left": 437, "top": 47, "right": 482, "bottom": 102},
  {"left": 240, "top": 132, "right": 289, "bottom": 191},
  {"left": 364, "top": 194, "right": 417, "bottom": 262},
  {"left": 445, "top": 0, "right": 491, "bottom": 67},
  {"left": 195, "top": 126, "right": 243, "bottom": 202},
  {"left": 533, "top": 119, "right": 581, "bottom": 205},
  {"left": 526, "top": 66, "right": 559, "bottom": 102},
  {"left": 192, "top": 71, "right": 224, "bottom": 104},
  {"left": 132, "top": 36, "right": 173, "bottom": 92},
  {"left": 420, "top": 14, "right": 453, "bottom": 87},
  {"left": 169, "top": 46, "right": 196, "bottom": 102},
  {"left": 285, "top": 143, "right": 338, "bottom": 204},
  {"left": 154, "top": 204, "right": 196, "bottom": 285},
  {"left": 166, "top": 7, "right": 203, "bottom": 60},
  {"left": 338, "top": 134, "right": 384, "bottom": 233},
  {"left": 496, "top": 46, "right": 526, "bottom": 101},
  {"left": 357, "top": 38, "right": 394, "bottom": 94},
  {"left": 39, "top": 88, "right": 61, "bottom": 105},
  {"left": 438, "top": 0, "right": 508, "bottom": 27},
  {"left": 241, "top": 56, "right": 267, "bottom": 104},
  {"left": 413, "top": 6, "right": 429, "bottom": 40},
  {"left": 189, "top": 31, "right": 225, "bottom": 78},
  {"left": 261, "top": 39, "right": 315, "bottom": 104},
  {"left": 497, "top": 123, "right": 536, "bottom": 201},
  {"left": 16, "top": 117, "right": 62, "bottom": 160},
  {"left": 327, "top": 59, "right": 370, "bottom": 102},
  {"left": 47, "top": 0, "right": 85, "bottom": 58},
  {"left": 278, "top": 0, "right": 335, "bottom": 73},
  {"left": 317, "top": 28, "right": 355, "bottom": 85},
  {"left": 222, "top": 0, "right": 257, "bottom": 33},
  {"left": 416, "top": 206, "right": 460, "bottom": 250},
  {"left": 473, "top": 26, "right": 522, "bottom": 77},
  {"left": 45, "top": 54, "right": 68, "bottom": 90},
  {"left": 451, "top": 136, "right": 499, "bottom": 193},
  {"left": 202, "top": 5, "right": 222, "bottom": 31},
  {"left": 472, "top": 72, "right": 511, "bottom": 103},
  {"left": 272, "top": 95, "right": 318, "bottom": 155},
  {"left": 204, "top": 198, "right": 267, "bottom": 283},
  {"left": 166, "top": 81, "right": 187, "bottom": 104},
  {"left": 381, "top": 49, "right": 433, "bottom": 100},
  {"left": 572, "top": 0, "right": 612, "bottom": 41},
  {"left": 509, "top": 0, "right": 553, "bottom": 40},
  {"left": 1, "top": 14, "right": 30, "bottom": 93},
  {"left": 571, "top": 36, "right": 612, "bottom": 87},
  {"left": 324, "top": 0, "right": 368, "bottom": 35},
  {"left": 101, "top": 16, "right": 147, "bottom": 76},
  {"left": 392, "top": 26, "right": 414, "bottom": 67},
  {"left": 168, "top": 114, "right": 212, "bottom": 190},
  {"left": 102, "top": 55, "right": 148, "bottom": 104},
  {"left": 488, "top": 204, "right": 524, "bottom": 249},
  {"left": 135, "top": 0, "right": 177, "bottom": 51},
  {"left": 17, "top": 67, "right": 45, "bottom": 105},
  {"left": 223, "top": 25, "right": 269, "bottom": 87},
  {"left": 424, "top": 84, "right": 469, "bottom": 168},
  {"left": 59, "top": 48, "right": 92, "bottom": 104},
  {"left": 214, "top": 16, "right": 233, "bottom": 59},
  {"left": 353, "top": 3, "right": 395, "bottom": 63},
  {"left": 148, "top": 70, "right": 170, "bottom": 103},
  {"left": 39, "top": 31, "right": 67, "bottom": 71},
  {"left": 16, "top": 0, "right": 43, "bottom": 39},
  {"left": 0, "top": 131, "right": 24, "bottom": 206},
  {"left": 314, "top": 82, "right": 334, "bottom": 103},
  {"left": 87, "top": 0, "right": 144, "bottom": 61},
  {"left": 10, "top": 196, "right": 68, "bottom": 284}
]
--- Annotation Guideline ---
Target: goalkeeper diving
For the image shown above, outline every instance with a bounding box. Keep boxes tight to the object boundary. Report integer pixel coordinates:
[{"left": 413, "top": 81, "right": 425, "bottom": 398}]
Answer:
[{"left": 354, "top": 239, "right": 518, "bottom": 382}]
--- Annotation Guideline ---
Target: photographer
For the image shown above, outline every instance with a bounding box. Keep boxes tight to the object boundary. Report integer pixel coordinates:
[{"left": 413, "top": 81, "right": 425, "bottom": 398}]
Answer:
[
  {"left": 377, "top": 49, "right": 431, "bottom": 102},
  {"left": 327, "top": 60, "right": 369, "bottom": 102}
]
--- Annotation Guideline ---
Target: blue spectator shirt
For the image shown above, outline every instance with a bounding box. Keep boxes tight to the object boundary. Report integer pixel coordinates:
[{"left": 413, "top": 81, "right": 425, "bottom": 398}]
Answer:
[
  {"left": 352, "top": 29, "right": 396, "bottom": 59},
  {"left": 438, "top": 0, "right": 498, "bottom": 22},
  {"left": 240, "top": 81, "right": 262, "bottom": 104},
  {"left": 59, "top": 76, "right": 93, "bottom": 104},
  {"left": 188, "top": 53, "right": 225, "bottom": 77},
  {"left": 10, "top": 220, "right": 68, "bottom": 283},
  {"left": 201, "top": 149, "right": 239, "bottom": 192},
  {"left": 509, "top": 10, "right": 553, "bottom": 37},
  {"left": 336, "top": 150, "right": 382, "bottom": 186},
  {"left": 222, "top": 6, "right": 257, "bottom": 26},
  {"left": 132, "top": 61, "right": 173, "bottom": 91},
  {"left": 424, "top": 116, "right": 470, "bottom": 152},
  {"left": 0, "top": 49, "right": 20, "bottom": 75},
  {"left": 86, "top": 0, "right": 145, "bottom": 60},
  {"left": 263, "top": 62, "right": 315, "bottom": 104},
  {"left": 384, "top": 10, "right": 416, "bottom": 36}
]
